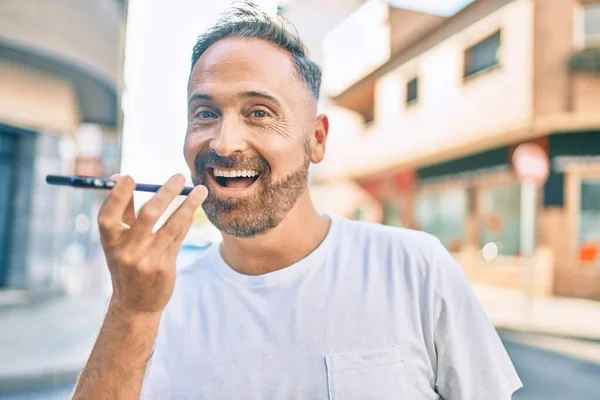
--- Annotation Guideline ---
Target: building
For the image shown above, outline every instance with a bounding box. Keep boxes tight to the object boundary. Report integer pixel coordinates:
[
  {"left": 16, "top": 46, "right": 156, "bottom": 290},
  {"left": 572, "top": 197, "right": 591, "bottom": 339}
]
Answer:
[
  {"left": 277, "top": 0, "right": 387, "bottom": 220},
  {"left": 0, "top": 0, "right": 128, "bottom": 297},
  {"left": 318, "top": 0, "right": 600, "bottom": 300}
]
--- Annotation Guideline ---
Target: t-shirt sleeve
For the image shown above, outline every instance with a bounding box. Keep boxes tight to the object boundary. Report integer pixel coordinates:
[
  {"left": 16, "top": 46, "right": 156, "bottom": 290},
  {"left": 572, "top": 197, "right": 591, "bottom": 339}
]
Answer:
[{"left": 431, "top": 239, "right": 523, "bottom": 400}]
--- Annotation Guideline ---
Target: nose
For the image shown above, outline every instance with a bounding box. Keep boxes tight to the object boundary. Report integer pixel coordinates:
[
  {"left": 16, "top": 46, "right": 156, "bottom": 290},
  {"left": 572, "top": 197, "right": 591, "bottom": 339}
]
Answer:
[{"left": 209, "top": 117, "right": 248, "bottom": 157}]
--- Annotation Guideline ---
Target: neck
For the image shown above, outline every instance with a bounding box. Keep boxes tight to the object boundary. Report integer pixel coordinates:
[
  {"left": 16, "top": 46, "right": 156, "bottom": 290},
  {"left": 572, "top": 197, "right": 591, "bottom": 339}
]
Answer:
[{"left": 219, "top": 190, "right": 330, "bottom": 275}]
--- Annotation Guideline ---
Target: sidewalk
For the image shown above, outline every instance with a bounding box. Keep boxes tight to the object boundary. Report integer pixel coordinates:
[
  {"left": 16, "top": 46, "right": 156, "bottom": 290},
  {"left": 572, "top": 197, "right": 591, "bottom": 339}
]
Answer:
[
  {"left": 0, "top": 295, "right": 108, "bottom": 393},
  {"left": 473, "top": 284, "right": 600, "bottom": 341}
]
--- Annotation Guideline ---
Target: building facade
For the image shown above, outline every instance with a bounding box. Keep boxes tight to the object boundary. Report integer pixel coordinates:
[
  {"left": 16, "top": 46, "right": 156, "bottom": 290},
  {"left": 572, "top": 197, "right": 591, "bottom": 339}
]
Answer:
[
  {"left": 319, "top": 0, "right": 600, "bottom": 300},
  {"left": 0, "top": 0, "right": 127, "bottom": 297}
]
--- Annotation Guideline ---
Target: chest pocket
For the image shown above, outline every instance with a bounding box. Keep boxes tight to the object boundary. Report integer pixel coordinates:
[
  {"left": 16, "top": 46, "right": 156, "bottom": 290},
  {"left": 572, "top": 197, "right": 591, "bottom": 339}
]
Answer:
[{"left": 325, "top": 346, "right": 407, "bottom": 400}]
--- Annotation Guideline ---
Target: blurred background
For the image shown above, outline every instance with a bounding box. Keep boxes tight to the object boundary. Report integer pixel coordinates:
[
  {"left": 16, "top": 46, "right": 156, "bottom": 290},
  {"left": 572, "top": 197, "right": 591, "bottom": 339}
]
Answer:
[{"left": 0, "top": 0, "right": 599, "bottom": 398}]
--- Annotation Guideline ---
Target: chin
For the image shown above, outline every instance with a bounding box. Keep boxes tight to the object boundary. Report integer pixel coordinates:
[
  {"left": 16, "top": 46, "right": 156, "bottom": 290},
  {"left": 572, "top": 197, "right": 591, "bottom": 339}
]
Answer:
[{"left": 205, "top": 207, "right": 281, "bottom": 238}]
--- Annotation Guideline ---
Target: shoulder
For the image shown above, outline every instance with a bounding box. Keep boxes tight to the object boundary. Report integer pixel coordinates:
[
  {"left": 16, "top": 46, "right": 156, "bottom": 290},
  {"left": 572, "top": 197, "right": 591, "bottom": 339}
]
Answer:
[
  {"left": 333, "top": 216, "right": 464, "bottom": 290},
  {"left": 334, "top": 216, "right": 444, "bottom": 262}
]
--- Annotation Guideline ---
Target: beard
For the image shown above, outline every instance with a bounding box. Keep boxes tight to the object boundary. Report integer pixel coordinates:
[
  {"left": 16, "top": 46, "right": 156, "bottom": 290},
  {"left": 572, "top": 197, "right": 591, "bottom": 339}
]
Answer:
[{"left": 192, "top": 143, "right": 310, "bottom": 238}]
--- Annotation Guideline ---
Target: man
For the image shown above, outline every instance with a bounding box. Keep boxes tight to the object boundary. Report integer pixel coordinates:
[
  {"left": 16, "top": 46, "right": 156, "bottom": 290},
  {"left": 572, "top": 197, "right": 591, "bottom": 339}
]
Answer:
[{"left": 73, "top": 4, "right": 522, "bottom": 400}]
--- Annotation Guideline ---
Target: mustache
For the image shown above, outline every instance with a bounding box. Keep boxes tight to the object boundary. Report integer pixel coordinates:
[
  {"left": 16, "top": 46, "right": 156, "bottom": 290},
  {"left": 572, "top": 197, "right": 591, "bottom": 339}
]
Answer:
[{"left": 194, "top": 149, "right": 270, "bottom": 174}]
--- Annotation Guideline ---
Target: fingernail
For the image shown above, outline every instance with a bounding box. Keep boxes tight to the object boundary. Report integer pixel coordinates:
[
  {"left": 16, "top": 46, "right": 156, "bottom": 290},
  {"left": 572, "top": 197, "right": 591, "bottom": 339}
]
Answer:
[
  {"left": 110, "top": 174, "right": 122, "bottom": 180},
  {"left": 191, "top": 185, "right": 208, "bottom": 200},
  {"left": 172, "top": 173, "right": 185, "bottom": 182}
]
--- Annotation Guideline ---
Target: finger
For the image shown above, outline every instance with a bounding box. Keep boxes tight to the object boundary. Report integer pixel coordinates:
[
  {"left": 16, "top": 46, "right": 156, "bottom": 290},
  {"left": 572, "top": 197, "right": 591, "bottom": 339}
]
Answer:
[
  {"left": 127, "top": 174, "right": 187, "bottom": 237},
  {"left": 123, "top": 196, "right": 135, "bottom": 227},
  {"left": 153, "top": 185, "right": 208, "bottom": 255},
  {"left": 97, "top": 175, "right": 136, "bottom": 245},
  {"left": 111, "top": 174, "right": 136, "bottom": 226}
]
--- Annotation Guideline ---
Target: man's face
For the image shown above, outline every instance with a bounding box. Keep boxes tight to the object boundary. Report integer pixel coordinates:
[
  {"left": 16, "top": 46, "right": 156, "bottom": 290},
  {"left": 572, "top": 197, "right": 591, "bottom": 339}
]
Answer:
[{"left": 184, "top": 37, "right": 324, "bottom": 237}]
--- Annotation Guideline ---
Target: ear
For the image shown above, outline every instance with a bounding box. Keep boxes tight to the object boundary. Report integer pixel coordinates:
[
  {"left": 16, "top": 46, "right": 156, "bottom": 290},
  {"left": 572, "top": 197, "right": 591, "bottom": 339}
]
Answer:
[{"left": 309, "top": 114, "right": 329, "bottom": 164}]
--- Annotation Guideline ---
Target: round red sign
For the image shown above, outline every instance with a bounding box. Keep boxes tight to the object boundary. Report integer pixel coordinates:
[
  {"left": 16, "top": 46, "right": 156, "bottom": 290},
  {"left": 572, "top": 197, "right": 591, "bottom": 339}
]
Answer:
[{"left": 512, "top": 143, "right": 550, "bottom": 186}]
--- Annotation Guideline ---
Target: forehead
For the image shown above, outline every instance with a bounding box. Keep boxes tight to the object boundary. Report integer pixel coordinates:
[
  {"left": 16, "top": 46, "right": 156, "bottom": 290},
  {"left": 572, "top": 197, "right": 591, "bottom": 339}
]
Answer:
[{"left": 189, "top": 37, "right": 304, "bottom": 102}]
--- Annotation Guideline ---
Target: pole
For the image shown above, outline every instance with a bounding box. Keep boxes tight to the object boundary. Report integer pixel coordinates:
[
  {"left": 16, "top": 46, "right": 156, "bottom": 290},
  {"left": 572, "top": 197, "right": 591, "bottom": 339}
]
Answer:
[{"left": 520, "top": 180, "right": 536, "bottom": 325}]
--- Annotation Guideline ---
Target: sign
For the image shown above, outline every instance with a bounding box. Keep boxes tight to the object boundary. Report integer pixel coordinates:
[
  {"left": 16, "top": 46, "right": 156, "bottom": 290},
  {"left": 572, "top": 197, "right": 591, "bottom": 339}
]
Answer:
[
  {"left": 512, "top": 143, "right": 550, "bottom": 186},
  {"left": 513, "top": 143, "right": 549, "bottom": 322},
  {"left": 419, "top": 165, "right": 509, "bottom": 185},
  {"left": 552, "top": 155, "right": 600, "bottom": 173}
]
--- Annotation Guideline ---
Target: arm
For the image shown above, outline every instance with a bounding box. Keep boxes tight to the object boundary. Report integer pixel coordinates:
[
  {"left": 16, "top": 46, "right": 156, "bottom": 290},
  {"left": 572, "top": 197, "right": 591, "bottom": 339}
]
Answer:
[
  {"left": 430, "top": 239, "right": 522, "bottom": 400},
  {"left": 72, "top": 304, "right": 160, "bottom": 399},
  {"left": 71, "top": 174, "right": 207, "bottom": 399}
]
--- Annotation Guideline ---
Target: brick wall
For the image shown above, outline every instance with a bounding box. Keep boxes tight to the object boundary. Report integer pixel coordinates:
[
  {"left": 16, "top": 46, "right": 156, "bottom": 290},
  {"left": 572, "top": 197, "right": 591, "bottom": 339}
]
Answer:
[
  {"left": 572, "top": 73, "right": 600, "bottom": 114},
  {"left": 543, "top": 206, "right": 600, "bottom": 300},
  {"left": 533, "top": 0, "right": 576, "bottom": 117},
  {"left": 533, "top": 0, "right": 600, "bottom": 118}
]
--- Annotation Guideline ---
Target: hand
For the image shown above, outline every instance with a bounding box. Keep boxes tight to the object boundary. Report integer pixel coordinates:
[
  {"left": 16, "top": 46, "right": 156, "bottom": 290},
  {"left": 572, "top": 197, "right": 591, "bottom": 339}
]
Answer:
[{"left": 98, "top": 174, "right": 208, "bottom": 315}]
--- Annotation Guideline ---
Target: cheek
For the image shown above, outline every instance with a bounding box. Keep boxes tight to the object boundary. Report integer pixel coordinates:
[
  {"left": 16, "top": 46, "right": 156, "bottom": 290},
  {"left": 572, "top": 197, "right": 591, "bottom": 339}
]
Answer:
[
  {"left": 183, "top": 132, "right": 210, "bottom": 172},
  {"left": 252, "top": 135, "right": 307, "bottom": 179}
]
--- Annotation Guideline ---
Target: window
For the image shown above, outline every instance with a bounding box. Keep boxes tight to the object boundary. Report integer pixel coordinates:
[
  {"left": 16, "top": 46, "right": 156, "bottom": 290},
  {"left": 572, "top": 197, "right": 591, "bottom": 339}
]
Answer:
[
  {"left": 416, "top": 187, "right": 467, "bottom": 251},
  {"left": 382, "top": 203, "right": 401, "bottom": 226},
  {"left": 0, "top": 131, "right": 17, "bottom": 287},
  {"left": 406, "top": 77, "right": 418, "bottom": 105},
  {"left": 578, "top": 179, "right": 600, "bottom": 268},
  {"left": 583, "top": 4, "right": 600, "bottom": 47},
  {"left": 480, "top": 184, "right": 521, "bottom": 257},
  {"left": 464, "top": 31, "right": 501, "bottom": 78},
  {"left": 354, "top": 208, "right": 366, "bottom": 221}
]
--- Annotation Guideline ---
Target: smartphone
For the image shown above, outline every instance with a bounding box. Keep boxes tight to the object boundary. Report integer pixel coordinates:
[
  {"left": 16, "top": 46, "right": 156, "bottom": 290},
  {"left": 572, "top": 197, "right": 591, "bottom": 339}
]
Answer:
[{"left": 45, "top": 175, "right": 194, "bottom": 196}]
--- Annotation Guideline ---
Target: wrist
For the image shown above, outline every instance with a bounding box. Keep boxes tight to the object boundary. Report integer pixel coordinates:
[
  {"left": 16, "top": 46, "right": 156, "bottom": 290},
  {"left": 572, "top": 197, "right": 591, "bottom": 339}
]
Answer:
[{"left": 107, "top": 297, "right": 163, "bottom": 330}]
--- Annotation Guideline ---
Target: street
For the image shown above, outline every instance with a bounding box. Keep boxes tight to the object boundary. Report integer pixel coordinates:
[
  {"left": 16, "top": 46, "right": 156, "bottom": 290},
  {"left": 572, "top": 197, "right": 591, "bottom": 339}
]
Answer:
[
  {"left": 2, "top": 333, "right": 599, "bottom": 400},
  {"left": 0, "top": 382, "right": 74, "bottom": 400},
  {"left": 504, "top": 337, "right": 600, "bottom": 400}
]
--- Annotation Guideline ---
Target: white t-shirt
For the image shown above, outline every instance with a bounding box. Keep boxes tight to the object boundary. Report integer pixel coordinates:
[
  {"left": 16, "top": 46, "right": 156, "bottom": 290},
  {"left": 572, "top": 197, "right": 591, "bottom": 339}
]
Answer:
[{"left": 142, "top": 215, "right": 522, "bottom": 399}]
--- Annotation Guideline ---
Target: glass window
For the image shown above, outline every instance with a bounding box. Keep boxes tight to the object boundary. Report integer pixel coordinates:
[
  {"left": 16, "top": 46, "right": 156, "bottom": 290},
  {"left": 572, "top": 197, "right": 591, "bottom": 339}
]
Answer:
[
  {"left": 464, "top": 31, "right": 501, "bottom": 78},
  {"left": 480, "top": 184, "right": 521, "bottom": 256},
  {"left": 0, "top": 131, "right": 17, "bottom": 287},
  {"left": 583, "top": 4, "right": 600, "bottom": 47},
  {"left": 579, "top": 179, "right": 600, "bottom": 267},
  {"left": 354, "top": 208, "right": 366, "bottom": 221},
  {"left": 416, "top": 188, "right": 467, "bottom": 251},
  {"left": 406, "top": 77, "right": 418, "bottom": 105},
  {"left": 382, "top": 203, "right": 401, "bottom": 227}
]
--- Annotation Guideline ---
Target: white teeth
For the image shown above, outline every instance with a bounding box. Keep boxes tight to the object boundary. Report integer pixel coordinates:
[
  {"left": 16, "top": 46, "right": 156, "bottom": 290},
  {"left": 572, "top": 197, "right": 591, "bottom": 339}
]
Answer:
[{"left": 213, "top": 169, "right": 260, "bottom": 178}]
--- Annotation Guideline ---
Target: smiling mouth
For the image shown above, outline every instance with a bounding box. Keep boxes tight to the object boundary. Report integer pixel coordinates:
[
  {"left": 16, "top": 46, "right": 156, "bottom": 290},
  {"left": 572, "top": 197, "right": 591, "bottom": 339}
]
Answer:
[{"left": 208, "top": 168, "right": 261, "bottom": 189}]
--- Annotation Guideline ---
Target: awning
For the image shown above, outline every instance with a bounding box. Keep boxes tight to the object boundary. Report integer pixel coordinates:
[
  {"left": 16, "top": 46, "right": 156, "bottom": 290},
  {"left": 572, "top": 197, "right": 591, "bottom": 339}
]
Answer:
[
  {"left": 0, "top": 0, "right": 124, "bottom": 127},
  {"left": 0, "top": 60, "right": 79, "bottom": 134}
]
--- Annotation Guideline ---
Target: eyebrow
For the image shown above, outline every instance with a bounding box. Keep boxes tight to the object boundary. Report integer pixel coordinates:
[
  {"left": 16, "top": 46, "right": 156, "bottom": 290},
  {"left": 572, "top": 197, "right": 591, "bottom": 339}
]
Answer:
[{"left": 188, "top": 90, "right": 283, "bottom": 108}]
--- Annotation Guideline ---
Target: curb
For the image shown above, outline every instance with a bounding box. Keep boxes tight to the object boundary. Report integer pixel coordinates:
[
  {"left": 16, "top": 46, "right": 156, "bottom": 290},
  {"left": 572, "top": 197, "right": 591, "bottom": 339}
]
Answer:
[
  {"left": 494, "top": 323, "right": 600, "bottom": 344},
  {"left": 0, "top": 368, "right": 80, "bottom": 395}
]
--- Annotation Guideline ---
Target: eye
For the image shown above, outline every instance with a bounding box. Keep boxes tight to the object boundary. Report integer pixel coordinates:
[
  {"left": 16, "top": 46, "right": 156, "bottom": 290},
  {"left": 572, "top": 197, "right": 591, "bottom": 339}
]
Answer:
[
  {"left": 196, "top": 110, "right": 217, "bottom": 119},
  {"left": 250, "top": 109, "right": 268, "bottom": 118}
]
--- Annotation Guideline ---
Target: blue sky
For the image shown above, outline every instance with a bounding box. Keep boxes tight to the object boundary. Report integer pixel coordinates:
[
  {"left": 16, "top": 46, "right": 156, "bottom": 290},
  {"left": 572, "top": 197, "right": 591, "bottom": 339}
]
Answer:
[{"left": 389, "top": 0, "right": 474, "bottom": 16}]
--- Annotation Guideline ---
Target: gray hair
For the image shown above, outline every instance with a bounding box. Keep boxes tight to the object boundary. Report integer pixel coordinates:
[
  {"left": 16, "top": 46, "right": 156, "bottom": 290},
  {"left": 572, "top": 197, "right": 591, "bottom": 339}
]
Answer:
[{"left": 190, "top": 2, "right": 322, "bottom": 100}]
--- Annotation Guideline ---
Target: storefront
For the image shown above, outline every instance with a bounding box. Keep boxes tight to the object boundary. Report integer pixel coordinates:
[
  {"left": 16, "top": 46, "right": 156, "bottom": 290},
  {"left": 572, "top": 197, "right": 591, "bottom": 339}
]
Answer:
[
  {"left": 544, "top": 131, "right": 600, "bottom": 299},
  {"left": 358, "top": 170, "right": 416, "bottom": 228},
  {"left": 0, "top": 0, "right": 126, "bottom": 295},
  {"left": 406, "top": 132, "right": 600, "bottom": 300},
  {"left": 411, "top": 145, "right": 558, "bottom": 295},
  {"left": 416, "top": 147, "right": 517, "bottom": 254}
]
